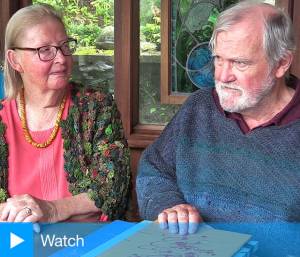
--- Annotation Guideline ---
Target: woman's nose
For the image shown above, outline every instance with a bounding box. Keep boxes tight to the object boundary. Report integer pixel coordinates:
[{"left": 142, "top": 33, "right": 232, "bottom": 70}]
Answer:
[{"left": 53, "top": 48, "right": 67, "bottom": 63}]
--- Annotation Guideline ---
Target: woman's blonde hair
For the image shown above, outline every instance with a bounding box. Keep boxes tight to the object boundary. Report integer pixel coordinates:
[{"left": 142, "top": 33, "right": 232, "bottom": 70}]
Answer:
[{"left": 4, "top": 3, "right": 64, "bottom": 99}]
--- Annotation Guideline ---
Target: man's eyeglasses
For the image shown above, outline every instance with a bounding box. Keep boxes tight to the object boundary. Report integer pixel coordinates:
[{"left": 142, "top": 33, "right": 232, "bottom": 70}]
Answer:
[{"left": 11, "top": 38, "right": 77, "bottom": 62}]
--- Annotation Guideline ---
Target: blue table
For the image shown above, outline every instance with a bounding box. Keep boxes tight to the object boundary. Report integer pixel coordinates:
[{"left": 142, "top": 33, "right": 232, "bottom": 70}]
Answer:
[
  {"left": 32, "top": 221, "right": 300, "bottom": 257},
  {"left": 213, "top": 222, "right": 300, "bottom": 257}
]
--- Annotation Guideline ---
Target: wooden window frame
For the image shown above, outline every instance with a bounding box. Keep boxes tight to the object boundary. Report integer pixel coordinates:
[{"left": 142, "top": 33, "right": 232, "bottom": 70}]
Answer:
[
  {"left": 160, "top": 0, "right": 189, "bottom": 104},
  {"left": 115, "top": 0, "right": 164, "bottom": 149}
]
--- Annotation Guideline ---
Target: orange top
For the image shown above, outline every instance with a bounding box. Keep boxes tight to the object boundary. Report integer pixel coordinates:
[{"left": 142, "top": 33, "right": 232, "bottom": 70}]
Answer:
[
  {"left": 0, "top": 88, "right": 109, "bottom": 222},
  {"left": 0, "top": 92, "right": 72, "bottom": 201}
]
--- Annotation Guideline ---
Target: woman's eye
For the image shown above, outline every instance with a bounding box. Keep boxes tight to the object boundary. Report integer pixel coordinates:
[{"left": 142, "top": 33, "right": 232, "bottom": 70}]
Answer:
[{"left": 39, "top": 46, "right": 52, "bottom": 54}]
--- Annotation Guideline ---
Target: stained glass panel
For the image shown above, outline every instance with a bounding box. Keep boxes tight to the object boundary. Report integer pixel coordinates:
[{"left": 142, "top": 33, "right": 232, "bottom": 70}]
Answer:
[{"left": 171, "top": 0, "right": 239, "bottom": 93}]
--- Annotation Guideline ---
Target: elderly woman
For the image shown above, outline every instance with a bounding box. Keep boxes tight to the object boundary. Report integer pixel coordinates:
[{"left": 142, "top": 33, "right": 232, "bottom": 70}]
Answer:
[{"left": 0, "top": 3, "right": 130, "bottom": 222}]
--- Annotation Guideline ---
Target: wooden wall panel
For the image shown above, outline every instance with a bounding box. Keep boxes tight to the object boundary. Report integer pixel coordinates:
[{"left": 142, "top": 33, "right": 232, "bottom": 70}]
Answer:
[
  {"left": 125, "top": 149, "right": 143, "bottom": 221},
  {"left": 114, "top": 0, "right": 139, "bottom": 138}
]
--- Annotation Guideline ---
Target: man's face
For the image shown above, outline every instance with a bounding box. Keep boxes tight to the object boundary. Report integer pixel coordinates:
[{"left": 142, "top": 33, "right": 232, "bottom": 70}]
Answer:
[{"left": 214, "top": 21, "right": 276, "bottom": 113}]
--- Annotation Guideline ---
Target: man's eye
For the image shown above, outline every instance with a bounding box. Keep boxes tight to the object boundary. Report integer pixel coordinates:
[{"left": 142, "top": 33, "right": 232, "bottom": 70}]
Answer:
[
  {"left": 214, "top": 56, "right": 223, "bottom": 65},
  {"left": 234, "top": 61, "right": 248, "bottom": 70}
]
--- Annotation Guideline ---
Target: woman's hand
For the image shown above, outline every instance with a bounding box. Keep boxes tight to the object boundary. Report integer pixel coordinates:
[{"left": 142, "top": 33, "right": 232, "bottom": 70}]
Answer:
[
  {"left": 0, "top": 194, "right": 58, "bottom": 222},
  {"left": 157, "top": 204, "right": 202, "bottom": 235}
]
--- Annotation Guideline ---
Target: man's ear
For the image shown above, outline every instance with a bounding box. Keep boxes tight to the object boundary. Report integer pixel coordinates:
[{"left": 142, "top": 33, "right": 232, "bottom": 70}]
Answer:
[
  {"left": 6, "top": 50, "right": 24, "bottom": 73},
  {"left": 274, "top": 51, "right": 293, "bottom": 78}
]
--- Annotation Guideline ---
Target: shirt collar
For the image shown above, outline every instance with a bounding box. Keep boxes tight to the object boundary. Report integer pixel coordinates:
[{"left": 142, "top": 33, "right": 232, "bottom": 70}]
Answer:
[{"left": 212, "top": 76, "right": 300, "bottom": 133}]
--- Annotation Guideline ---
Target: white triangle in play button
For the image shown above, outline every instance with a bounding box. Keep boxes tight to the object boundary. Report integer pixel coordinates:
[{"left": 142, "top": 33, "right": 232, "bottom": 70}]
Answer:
[{"left": 10, "top": 232, "right": 25, "bottom": 249}]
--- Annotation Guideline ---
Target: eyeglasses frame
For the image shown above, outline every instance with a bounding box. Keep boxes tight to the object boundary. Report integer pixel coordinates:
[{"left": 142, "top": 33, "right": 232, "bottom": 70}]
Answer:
[{"left": 11, "top": 38, "right": 77, "bottom": 62}]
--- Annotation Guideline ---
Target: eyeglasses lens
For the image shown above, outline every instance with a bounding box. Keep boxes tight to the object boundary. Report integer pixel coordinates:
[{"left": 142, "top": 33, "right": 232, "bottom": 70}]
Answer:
[{"left": 38, "top": 40, "right": 77, "bottom": 61}]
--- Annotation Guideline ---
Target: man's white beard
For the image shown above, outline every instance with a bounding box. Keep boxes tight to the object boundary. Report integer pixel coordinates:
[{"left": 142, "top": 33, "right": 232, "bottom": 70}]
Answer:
[{"left": 215, "top": 75, "right": 276, "bottom": 113}]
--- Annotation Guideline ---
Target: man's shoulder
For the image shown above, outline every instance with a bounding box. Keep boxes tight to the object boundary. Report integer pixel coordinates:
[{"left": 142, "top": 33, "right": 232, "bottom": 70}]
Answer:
[
  {"left": 182, "top": 88, "right": 214, "bottom": 109},
  {"left": 167, "top": 88, "right": 216, "bottom": 126}
]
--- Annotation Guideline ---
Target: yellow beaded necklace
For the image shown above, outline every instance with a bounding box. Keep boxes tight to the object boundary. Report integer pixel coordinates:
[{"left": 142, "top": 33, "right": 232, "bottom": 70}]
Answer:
[{"left": 19, "top": 89, "right": 67, "bottom": 148}]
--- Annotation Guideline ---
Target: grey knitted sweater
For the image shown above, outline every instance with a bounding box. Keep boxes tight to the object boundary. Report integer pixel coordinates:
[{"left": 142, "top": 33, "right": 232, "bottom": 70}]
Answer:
[{"left": 137, "top": 88, "right": 300, "bottom": 222}]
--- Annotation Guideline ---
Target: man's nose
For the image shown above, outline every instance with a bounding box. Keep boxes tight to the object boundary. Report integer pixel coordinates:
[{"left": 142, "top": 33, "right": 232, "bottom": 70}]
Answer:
[{"left": 215, "top": 62, "right": 235, "bottom": 83}]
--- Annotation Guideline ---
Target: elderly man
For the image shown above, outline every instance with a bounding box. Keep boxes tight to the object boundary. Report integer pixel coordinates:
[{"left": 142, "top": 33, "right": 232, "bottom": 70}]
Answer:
[{"left": 137, "top": 1, "right": 300, "bottom": 235}]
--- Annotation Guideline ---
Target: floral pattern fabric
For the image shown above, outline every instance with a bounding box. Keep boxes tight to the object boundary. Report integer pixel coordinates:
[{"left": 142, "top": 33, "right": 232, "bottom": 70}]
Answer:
[{"left": 0, "top": 83, "right": 131, "bottom": 220}]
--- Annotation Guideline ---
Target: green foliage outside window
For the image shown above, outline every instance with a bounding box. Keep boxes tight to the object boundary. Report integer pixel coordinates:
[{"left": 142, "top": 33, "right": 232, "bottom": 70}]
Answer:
[
  {"left": 33, "top": 0, "right": 162, "bottom": 55},
  {"left": 140, "top": 0, "right": 161, "bottom": 53},
  {"left": 33, "top": 0, "right": 114, "bottom": 55}
]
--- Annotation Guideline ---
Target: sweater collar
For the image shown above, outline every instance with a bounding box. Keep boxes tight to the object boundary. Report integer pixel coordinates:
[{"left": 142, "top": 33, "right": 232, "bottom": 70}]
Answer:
[{"left": 212, "top": 77, "right": 300, "bottom": 133}]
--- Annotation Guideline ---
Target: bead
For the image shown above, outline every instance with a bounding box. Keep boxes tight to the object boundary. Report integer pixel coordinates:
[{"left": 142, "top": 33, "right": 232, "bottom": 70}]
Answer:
[{"left": 19, "top": 88, "right": 67, "bottom": 148}]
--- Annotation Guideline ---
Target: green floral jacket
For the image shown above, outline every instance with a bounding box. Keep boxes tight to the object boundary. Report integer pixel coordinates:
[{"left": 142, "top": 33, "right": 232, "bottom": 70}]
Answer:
[{"left": 0, "top": 83, "right": 131, "bottom": 220}]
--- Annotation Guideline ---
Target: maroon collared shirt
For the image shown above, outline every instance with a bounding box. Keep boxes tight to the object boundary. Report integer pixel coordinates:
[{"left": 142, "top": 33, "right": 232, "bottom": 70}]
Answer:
[{"left": 212, "top": 78, "right": 300, "bottom": 134}]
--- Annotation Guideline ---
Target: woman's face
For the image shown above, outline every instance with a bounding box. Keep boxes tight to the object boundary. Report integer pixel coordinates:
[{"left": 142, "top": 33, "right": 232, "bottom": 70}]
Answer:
[{"left": 14, "top": 18, "right": 73, "bottom": 92}]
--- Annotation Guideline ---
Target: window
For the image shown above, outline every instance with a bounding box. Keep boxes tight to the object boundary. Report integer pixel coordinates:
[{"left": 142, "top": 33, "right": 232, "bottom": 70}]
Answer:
[{"left": 139, "top": 0, "right": 180, "bottom": 125}]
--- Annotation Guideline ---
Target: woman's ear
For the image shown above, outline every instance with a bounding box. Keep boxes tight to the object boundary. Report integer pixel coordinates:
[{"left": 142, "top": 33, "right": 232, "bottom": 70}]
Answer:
[
  {"left": 6, "top": 50, "right": 24, "bottom": 73},
  {"left": 274, "top": 51, "right": 293, "bottom": 78}
]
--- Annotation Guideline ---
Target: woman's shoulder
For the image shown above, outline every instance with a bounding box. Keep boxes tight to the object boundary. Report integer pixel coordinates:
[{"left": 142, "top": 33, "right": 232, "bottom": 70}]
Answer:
[
  {"left": 0, "top": 98, "right": 9, "bottom": 110},
  {"left": 0, "top": 99, "right": 9, "bottom": 140},
  {"left": 69, "top": 82, "right": 114, "bottom": 107},
  {"left": 0, "top": 98, "right": 13, "bottom": 121}
]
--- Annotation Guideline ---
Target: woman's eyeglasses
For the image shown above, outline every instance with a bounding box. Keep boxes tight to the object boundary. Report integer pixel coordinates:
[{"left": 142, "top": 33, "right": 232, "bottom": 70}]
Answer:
[{"left": 11, "top": 38, "right": 77, "bottom": 61}]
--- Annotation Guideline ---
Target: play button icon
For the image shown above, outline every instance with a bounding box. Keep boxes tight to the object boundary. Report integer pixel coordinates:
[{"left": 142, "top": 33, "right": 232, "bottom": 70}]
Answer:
[
  {"left": 10, "top": 232, "right": 25, "bottom": 249},
  {"left": 0, "top": 223, "right": 33, "bottom": 257}
]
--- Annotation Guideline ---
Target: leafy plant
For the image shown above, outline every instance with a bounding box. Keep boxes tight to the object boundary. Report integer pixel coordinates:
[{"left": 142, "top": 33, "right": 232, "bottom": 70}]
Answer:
[
  {"left": 33, "top": 0, "right": 114, "bottom": 50},
  {"left": 34, "top": 0, "right": 161, "bottom": 52},
  {"left": 140, "top": 0, "right": 161, "bottom": 51},
  {"left": 68, "top": 23, "right": 101, "bottom": 47},
  {"left": 141, "top": 23, "right": 161, "bottom": 49}
]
